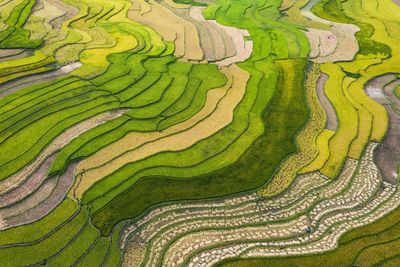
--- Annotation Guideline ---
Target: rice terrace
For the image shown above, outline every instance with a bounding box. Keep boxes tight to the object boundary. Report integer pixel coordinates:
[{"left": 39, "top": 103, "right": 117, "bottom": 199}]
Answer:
[{"left": 1, "top": 0, "right": 400, "bottom": 266}]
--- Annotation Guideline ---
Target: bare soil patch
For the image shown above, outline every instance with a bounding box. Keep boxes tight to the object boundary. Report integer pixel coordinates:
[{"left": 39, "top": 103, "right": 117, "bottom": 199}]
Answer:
[
  {"left": 301, "top": 11, "right": 359, "bottom": 63},
  {"left": 0, "top": 153, "right": 58, "bottom": 208},
  {"left": 371, "top": 75, "right": 400, "bottom": 184},
  {"left": 47, "top": 0, "right": 79, "bottom": 30},
  {"left": 0, "top": 176, "right": 56, "bottom": 219},
  {"left": 4, "top": 161, "right": 78, "bottom": 230},
  {"left": 0, "top": 62, "right": 82, "bottom": 99},
  {"left": 0, "top": 50, "right": 32, "bottom": 64},
  {"left": 316, "top": 73, "right": 337, "bottom": 131}
]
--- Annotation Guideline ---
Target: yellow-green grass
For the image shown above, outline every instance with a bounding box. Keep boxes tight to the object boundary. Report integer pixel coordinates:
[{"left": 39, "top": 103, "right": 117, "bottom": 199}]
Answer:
[
  {"left": 300, "top": 129, "right": 335, "bottom": 173},
  {"left": 0, "top": 94, "right": 119, "bottom": 181},
  {"left": 353, "top": 237, "right": 400, "bottom": 266},
  {"left": 45, "top": 222, "right": 99, "bottom": 266},
  {"left": 320, "top": 63, "right": 358, "bottom": 178},
  {"left": 344, "top": 77, "right": 373, "bottom": 159},
  {"left": 0, "top": 77, "right": 83, "bottom": 119},
  {"left": 0, "top": 199, "right": 78, "bottom": 246},
  {"left": 0, "top": 0, "right": 43, "bottom": 48},
  {"left": 75, "top": 236, "right": 109, "bottom": 267},
  {"left": 0, "top": 203, "right": 88, "bottom": 266}
]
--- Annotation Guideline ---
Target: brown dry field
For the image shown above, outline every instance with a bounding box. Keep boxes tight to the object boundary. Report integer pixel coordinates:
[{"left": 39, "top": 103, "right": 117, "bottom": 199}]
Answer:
[
  {"left": 0, "top": 153, "right": 58, "bottom": 208},
  {"left": 0, "top": 176, "right": 56, "bottom": 219},
  {"left": 3, "top": 161, "right": 78, "bottom": 230},
  {"left": 301, "top": 10, "right": 359, "bottom": 63},
  {"left": 0, "top": 49, "right": 26, "bottom": 58},
  {"left": 47, "top": 0, "right": 79, "bottom": 29},
  {"left": 371, "top": 75, "right": 400, "bottom": 184},
  {"left": 316, "top": 73, "right": 338, "bottom": 131},
  {"left": 73, "top": 64, "right": 250, "bottom": 199},
  {"left": 189, "top": 6, "right": 230, "bottom": 61},
  {"left": 128, "top": 0, "right": 203, "bottom": 60},
  {"left": 0, "top": 50, "right": 32, "bottom": 63}
]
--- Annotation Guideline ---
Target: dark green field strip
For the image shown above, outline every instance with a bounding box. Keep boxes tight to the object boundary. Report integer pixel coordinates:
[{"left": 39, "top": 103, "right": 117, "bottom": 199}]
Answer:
[
  {"left": 0, "top": 99, "right": 119, "bottom": 181},
  {"left": 82, "top": 61, "right": 265, "bottom": 215},
  {"left": 0, "top": 199, "right": 78, "bottom": 246},
  {"left": 102, "top": 221, "right": 127, "bottom": 267},
  {"left": 90, "top": 59, "right": 309, "bottom": 235},
  {"left": 0, "top": 0, "right": 43, "bottom": 48},
  {"left": 79, "top": 59, "right": 269, "bottom": 209},
  {"left": 0, "top": 203, "right": 88, "bottom": 266}
]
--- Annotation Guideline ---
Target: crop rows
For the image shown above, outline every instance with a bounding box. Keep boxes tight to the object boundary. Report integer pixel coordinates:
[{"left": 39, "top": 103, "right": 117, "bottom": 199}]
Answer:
[{"left": 0, "top": 0, "right": 400, "bottom": 265}]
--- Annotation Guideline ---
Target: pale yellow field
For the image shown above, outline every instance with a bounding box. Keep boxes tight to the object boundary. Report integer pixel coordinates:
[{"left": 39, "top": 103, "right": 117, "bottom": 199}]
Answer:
[{"left": 300, "top": 129, "right": 336, "bottom": 174}]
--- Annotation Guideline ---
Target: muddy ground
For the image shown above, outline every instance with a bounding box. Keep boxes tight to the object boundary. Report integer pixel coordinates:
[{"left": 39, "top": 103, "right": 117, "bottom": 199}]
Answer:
[
  {"left": 316, "top": 73, "right": 338, "bottom": 131},
  {"left": 365, "top": 74, "right": 400, "bottom": 184}
]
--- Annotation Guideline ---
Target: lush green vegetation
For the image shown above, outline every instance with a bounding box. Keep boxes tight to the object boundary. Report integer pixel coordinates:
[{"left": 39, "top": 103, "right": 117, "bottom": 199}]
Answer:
[
  {"left": 0, "top": 0, "right": 399, "bottom": 265},
  {"left": 91, "top": 58, "right": 309, "bottom": 235}
]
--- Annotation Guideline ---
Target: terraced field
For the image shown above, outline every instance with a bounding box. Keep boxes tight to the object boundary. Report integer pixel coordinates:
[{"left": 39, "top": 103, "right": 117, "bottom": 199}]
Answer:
[{"left": 0, "top": 0, "right": 400, "bottom": 266}]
